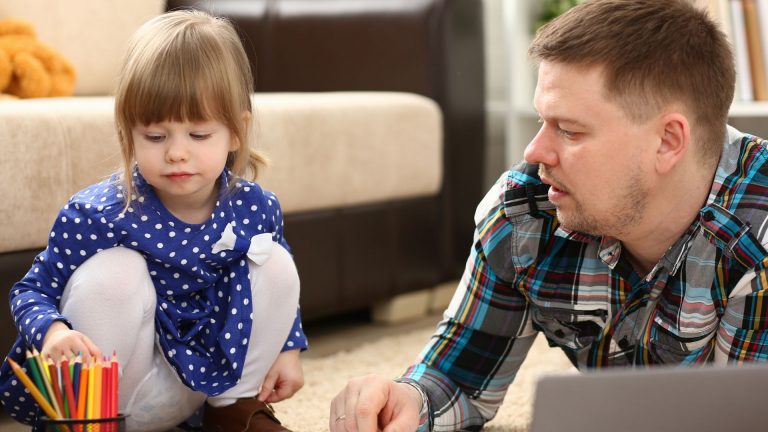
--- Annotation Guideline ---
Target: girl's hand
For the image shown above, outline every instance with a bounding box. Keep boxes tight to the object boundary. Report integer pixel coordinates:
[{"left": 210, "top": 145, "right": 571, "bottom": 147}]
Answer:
[
  {"left": 41, "top": 321, "right": 101, "bottom": 361},
  {"left": 257, "top": 349, "right": 304, "bottom": 403}
]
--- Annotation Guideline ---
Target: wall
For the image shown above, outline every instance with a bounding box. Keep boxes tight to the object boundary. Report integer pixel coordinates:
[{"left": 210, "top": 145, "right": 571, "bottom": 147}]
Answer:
[{"left": 483, "top": 0, "right": 510, "bottom": 189}]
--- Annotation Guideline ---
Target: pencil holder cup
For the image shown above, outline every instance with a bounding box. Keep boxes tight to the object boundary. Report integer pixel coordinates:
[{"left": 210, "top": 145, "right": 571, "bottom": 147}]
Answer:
[{"left": 41, "top": 414, "right": 127, "bottom": 432}]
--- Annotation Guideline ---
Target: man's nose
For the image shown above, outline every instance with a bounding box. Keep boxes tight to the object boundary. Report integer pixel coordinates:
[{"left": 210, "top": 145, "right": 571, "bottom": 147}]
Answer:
[{"left": 523, "top": 125, "right": 558, "bottom": 167}]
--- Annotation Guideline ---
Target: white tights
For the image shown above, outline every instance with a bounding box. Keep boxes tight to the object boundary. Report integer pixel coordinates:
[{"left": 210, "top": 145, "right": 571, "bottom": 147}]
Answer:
[{"left": 59, "top": 245, "right": 300, "bottom": 432}]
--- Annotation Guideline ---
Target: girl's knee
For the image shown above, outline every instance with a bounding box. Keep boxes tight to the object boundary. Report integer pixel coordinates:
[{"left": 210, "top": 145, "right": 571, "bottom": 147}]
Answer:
[
  {"left": 64, "top": 247, "right": 154, "bottom": 309},
  {"left": 249, "top": 244, "right": 299, "bottom": 298}
]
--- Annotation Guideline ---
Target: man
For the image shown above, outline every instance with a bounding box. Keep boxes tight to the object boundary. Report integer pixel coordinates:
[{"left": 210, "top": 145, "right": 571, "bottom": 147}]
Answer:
[{"left": 331, "top": 0, "right": 768, "bottom": 430}]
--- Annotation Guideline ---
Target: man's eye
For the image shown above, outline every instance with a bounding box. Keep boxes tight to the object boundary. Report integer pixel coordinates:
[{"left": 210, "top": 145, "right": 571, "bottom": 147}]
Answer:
[{"left": 557, "top": 126, "right": 577, "bottom": 139}]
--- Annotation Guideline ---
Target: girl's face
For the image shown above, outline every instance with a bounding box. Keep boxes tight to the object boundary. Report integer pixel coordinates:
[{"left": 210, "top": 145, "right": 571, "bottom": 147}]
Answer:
[{"left": 132, "top": 119, "right": 238, "bottom": 217}]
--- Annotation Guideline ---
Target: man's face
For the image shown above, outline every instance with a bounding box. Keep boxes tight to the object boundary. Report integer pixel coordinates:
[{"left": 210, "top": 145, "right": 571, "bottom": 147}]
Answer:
[{"left": 523, "top": 61, "right": 659, "bottom": 238}]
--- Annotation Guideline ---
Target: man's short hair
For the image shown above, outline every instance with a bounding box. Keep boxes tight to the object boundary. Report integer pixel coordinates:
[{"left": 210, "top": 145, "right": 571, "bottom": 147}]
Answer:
[{"left": 529, "top": 0, "right": 735, "bottom": 164}]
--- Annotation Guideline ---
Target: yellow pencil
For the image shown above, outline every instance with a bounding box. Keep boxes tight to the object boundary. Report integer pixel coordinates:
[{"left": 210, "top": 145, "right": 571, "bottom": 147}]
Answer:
[
  {"left": 31, "top": 348, "right": 61, "bottom": 417},
  {"left": 38, "top": 356, "right": 62, "bottom": 418},
  {"left": 32, "top": 347, "right": 50, "bottom": 382},
  {"left": 7, "top": 357, "right": 60, "bottom": 419}
]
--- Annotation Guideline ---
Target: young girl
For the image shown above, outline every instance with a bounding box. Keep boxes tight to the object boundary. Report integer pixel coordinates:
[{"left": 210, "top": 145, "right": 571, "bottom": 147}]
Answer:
[{"left": 0, "top": 10, "right": 306, "bottom": 432}]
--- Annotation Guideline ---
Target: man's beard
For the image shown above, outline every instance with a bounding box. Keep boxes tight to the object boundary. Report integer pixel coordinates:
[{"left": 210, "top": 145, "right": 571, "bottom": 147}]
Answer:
[{"left": 541, "top": 166, "right": 648, "bottom": 238}]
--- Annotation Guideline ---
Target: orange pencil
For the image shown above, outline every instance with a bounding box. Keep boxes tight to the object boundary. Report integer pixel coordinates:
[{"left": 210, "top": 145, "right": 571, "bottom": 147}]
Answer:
[
  {"left": 93, "top": 358, "right": 102, "bottom": 418},
  {"left": 61, "top": 356, "right": 77, "bottom": 419},
  {"left": 6, "top": 357, "right": 60, "bottom": 419},
  {"left": 76, "top": 357, "right": 88, "bottom": 420}
]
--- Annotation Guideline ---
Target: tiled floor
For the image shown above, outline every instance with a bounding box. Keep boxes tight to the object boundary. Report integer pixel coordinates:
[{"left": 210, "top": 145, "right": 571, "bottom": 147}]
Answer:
[{"left": 0, "top": 311, "right": 441, "bottom": 431}]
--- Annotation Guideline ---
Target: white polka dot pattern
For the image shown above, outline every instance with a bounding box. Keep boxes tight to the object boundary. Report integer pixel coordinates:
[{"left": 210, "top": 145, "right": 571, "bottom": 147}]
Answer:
[{"left": 0, "top": 169, "right": 307, "bottom": 426}]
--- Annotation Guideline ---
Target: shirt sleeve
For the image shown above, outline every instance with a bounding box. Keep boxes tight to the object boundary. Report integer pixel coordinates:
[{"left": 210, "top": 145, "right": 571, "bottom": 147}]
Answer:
[
  {"left": 399, "top": 177, "right": 539, "bottom": 431},
  {"left": 9, "top": 199, "right": 117, "bottom": 350},
  {"left": 715, "top": 260, "right": 768, "bottom": 362}
]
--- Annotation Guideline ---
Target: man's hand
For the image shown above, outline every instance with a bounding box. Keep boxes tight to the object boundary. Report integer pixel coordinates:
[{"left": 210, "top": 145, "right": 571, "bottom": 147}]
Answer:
[
  {"left": 330, "top": 374, "right": 422, "bottom": 432},
  {"left": 41, "top": 321, "right": 102, "bottom": 361},
  {"left": 258, "top": 348, "right": 304, "bottom": 403}
]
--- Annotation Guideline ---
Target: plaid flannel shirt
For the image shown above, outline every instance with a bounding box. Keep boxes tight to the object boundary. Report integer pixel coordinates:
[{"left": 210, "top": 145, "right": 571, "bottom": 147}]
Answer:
[{"left": 400, "top": 126, "right": 768, "bottom": 431}]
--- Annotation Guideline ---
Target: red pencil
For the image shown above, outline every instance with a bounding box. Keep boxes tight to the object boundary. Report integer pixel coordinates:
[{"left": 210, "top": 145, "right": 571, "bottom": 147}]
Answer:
[
  {"left": 102, "top": 358, "right": 109, "bottom": 418},
  {"left": 48, "top": 358, "right": 67, "bottom": 418},
  {"left": 111, "top": 351, "right": 119, "bottom": 418},
  {"left": 61, "top": 356, "right": 77, "bottom": 419}
]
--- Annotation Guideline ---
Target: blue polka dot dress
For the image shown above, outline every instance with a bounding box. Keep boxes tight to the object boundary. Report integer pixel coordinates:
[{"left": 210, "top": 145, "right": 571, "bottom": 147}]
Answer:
[{"left": 0, "top": 168, "right": 307, "bottom": 427}]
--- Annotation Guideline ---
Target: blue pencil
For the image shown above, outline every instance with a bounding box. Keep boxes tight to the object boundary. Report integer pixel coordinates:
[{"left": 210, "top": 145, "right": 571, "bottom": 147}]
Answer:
[{"left": 72, "top": 353, "right": 82, "bottom": 406}]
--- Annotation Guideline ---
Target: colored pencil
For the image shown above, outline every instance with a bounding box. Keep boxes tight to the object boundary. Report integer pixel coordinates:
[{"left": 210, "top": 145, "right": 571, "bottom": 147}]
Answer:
[
  {"left": 32, "top": 348, "right": 50, "bottom": 383},
  {"left": 101, "top": 358, "right": 109, "bottom": 418},
  {"left": 32, "top": 348, "right": 57, "bottom": 411},
  {"left": 14, "top": 349, "right": 119, "bottom": 425},
  {"left": 93, "top": 358, "right": 102, "bottom": 419},
  {"left": 48, "top": 358, "right": 67, "bottom": 418},
  {"left": 72, "top": 354, "right": 82, "bottom": 411},
  {"left": 24, "top": 351, "right": 51, "bottom": 407},
  {"left": 61, "top": 356, "right": 77, "bottom": 419},
  {"left": 87, "top": 357, "right": 95, "bottom": 419},
  {"left": 111, "top": 351, "right": 119, "bottom": 418},
  {"left": 7, "top": 358, "right": 60, "bottom": 420},
  {"left": 76, "top": 357, "right": 88, "bottom": 420}
]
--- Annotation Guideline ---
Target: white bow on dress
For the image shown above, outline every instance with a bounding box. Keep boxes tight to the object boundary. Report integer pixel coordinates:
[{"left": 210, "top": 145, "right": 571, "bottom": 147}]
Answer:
[{"left": 212, "top": 222, "right": 273, "bottom": 265}]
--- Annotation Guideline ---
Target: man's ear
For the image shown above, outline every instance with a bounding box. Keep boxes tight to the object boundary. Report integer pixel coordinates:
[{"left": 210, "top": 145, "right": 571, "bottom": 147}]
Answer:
[{"left": 655, "top": 112, "right": 690, "bottom": 174}]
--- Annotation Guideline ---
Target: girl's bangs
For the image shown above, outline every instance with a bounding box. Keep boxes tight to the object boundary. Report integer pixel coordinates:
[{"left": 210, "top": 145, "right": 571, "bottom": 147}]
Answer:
[{"left": 122, "top": 53, "right": 226, "bottom": 127}]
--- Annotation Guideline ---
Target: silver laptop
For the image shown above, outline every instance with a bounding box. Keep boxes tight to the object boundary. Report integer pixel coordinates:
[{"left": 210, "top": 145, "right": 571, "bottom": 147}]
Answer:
[{"left": 530, "top": 362, "right": 768, "bottom": 432}]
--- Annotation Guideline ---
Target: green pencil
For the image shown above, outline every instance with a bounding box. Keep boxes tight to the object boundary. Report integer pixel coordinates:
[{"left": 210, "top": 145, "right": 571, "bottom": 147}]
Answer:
[{"left": 24, "top": 350, "right": 51, "bottom": 406}]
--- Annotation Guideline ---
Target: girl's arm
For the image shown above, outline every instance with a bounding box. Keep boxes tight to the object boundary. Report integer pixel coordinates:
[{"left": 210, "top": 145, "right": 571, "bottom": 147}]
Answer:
[{"left": 10, "top": 196, "right": 118, "bottom": 355}]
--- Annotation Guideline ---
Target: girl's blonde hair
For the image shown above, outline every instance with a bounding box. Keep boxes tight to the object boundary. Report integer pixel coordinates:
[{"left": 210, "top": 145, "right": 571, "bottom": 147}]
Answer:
[{"left": 114, "top": 9, "right": 265, "bottom": 208}]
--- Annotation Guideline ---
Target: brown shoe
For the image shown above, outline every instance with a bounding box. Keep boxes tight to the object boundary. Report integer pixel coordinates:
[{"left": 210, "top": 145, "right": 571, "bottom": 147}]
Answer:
[{"left": 202, "top": 397, "right": 291, "bottom": 432}]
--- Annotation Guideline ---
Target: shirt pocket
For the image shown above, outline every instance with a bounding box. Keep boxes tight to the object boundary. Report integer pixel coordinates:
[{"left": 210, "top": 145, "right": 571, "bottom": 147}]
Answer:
[
  {"left": 532, "top": 305, "right": 608, "bottom": 352},
  {"left": 507, "top": 213, "right": 551, "bottom": 272},
  {"left": 648, "top": 313, "right": 717, "bottom": 363}
]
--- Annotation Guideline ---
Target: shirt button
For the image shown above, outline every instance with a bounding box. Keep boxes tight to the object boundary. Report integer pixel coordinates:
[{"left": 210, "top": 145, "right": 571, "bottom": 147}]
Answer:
[
  {"left": 618, "top": 337, "right": 630, "bottom": 350},
  {"left": 702, "top": 211, "right": 715, "bottom": 222}
]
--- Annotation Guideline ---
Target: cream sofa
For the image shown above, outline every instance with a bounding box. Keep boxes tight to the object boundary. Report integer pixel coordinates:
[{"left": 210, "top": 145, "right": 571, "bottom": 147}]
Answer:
[
  {"left": 0, "top": 93, "right": 442, "bottom": 250},
  {"left": 0, "top": 0, "right": 487, "bottom": 355}
]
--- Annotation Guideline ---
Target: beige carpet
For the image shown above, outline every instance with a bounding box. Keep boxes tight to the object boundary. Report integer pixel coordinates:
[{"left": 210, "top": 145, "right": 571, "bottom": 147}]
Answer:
[{"left": 277, "top": 324, "right": 574, "bottom": 431}]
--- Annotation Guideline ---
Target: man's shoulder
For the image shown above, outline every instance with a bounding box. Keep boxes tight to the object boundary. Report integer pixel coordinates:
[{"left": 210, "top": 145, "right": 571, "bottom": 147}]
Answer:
[
  {"left": 476, "top": 162, "right": 554, "bottom": 225},
  {"left": 474, "top": 163, "right": 562, "bottom": 280},
  {"left": 717, "top": 128, "right": 768, "bottom": 214}
]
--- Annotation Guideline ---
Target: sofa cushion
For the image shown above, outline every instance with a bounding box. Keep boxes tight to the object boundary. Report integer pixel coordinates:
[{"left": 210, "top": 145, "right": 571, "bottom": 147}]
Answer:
[
  {"left": 0, "top": 92, "right": 442, "bottom": 253},
  {"left": 254, "top": 92, "right": 442, "bottom": 213},
  {"left": 0, "top": 0, "right": 165, "bottom": 96}
]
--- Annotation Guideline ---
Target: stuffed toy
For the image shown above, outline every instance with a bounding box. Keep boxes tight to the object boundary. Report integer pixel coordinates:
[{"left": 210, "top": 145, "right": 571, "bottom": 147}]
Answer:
[{"left": 0, "top": 18, "right": 76, "bottom": 98}]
